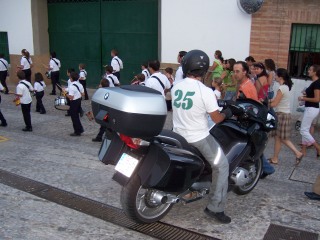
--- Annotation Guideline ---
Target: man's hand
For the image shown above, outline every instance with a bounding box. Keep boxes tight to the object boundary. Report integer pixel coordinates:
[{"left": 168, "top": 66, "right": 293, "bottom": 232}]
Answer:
[{"left": 221, "top": 108, "right": 233, "bottom": 119}]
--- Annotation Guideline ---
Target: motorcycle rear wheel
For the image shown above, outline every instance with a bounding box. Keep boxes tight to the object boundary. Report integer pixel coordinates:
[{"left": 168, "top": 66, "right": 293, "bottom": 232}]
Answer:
[
  {"left": 233, "top": 157, "right": 263, "bottom": 195},
  {"left": 120, "top": 174, "right": 173, "bottom": 223}
]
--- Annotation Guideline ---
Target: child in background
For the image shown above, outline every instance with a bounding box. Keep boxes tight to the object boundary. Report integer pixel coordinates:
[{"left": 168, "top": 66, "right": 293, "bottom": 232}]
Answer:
[
  {"left": 131, "top": 73, "right": 146, "bottom": 86},
  {"left": 208, "top": 78, "right": 224, "bottom": 128},
  {"left": 164, "top": 67, "right": 174, "bottom": 111},
  {"left": 212, "top": 77, "right": 225, "bottom": 100},
  {"left": 65, "top": 72, "right": 84, "bottom": 136},
  {"left": 104, "top": 66, "right": 120, "bottom": 87},
  {"left": 79, "top": 63, "right": 88, "bottom": 100},
  {"left": 34, "top": 72, "right": 46, "bottom": 114},
  {"left": 63, "top": 68, "right": 75, "bottom": 117},
  {"left": 141, "top": 62, "right": 150, "bottom": 80},
  {"left": 15, "top": 70, "right": 34, "bottom": 131},
  {"left": 92, "top": 78, "right": 111, "bottom": 142}
]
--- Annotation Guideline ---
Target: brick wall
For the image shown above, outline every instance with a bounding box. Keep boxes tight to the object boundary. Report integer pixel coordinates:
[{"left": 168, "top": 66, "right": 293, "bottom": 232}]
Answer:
[{"left": 250, "top": 0, "right": 320, "bottom": 68}]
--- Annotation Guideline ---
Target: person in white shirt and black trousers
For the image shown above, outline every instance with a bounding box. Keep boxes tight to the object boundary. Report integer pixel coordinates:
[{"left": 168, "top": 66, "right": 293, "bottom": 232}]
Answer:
[
  {"left": 34, "top": 72, "right": 46, "bottom": 114},
  {"left": 0, "top": 53, "right": 9, "bottom": 94},
  {"left": 0, "top": 82, "right": 7, "bottom": 126},
  {"left": 78, "top": 63, "right": 88, "bottom": 100},
  {"left": 48, "top": 51, "right": 61, "bottom": 95},
  {"left": 65, "top": 72, "right": 84, "bottom": 136},
  {"left": 17, "top": 49, "right": 33, "bottom": 83},
  {"left": 110, "top": 49, "right": 123, "bottom": 80},
  {"left": 15, "top": 70, "right": 34, "bottom": 131}
]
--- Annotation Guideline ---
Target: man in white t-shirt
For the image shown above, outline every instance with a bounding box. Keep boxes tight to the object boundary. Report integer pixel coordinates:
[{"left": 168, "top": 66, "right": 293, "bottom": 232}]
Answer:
[
  {"left": 145, "top": 60, "right": 171, "bottom": 97},
  {"left": 171, "top": 50, "right": 232, "bottom": 224}
]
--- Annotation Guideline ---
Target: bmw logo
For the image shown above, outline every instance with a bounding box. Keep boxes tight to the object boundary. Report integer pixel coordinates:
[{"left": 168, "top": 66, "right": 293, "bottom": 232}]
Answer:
[{"left": 104, "top": 92, "right": 110, "bottom": 100}]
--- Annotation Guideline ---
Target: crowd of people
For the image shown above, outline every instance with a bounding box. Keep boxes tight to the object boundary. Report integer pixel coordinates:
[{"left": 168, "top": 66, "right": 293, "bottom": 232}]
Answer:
[
  {"left": 0, "top": 48, "right": 123, "bottom": 137},
  {"left": 0, "top": 48, "right": 319, "bottom": 223}
]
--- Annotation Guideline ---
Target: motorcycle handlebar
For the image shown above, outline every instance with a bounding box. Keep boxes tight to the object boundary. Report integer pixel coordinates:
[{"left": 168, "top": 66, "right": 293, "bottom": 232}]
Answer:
[{"left": 218, "top": 100, "right": 245, "bottom": 116}]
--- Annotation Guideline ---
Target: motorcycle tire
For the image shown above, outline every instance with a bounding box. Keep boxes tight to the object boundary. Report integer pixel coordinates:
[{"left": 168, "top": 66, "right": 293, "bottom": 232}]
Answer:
[
  {"left": 233, "top": 157, "right": 263, "bottom": 195},
  {"left": 120, "top": 174, "right": 173, "bottom": 224}
]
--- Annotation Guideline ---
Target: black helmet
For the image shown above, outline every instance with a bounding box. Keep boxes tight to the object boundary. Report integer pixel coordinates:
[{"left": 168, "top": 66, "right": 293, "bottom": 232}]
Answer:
[{"left": 182, "top": 50, "right": 210, "bottom": 77}]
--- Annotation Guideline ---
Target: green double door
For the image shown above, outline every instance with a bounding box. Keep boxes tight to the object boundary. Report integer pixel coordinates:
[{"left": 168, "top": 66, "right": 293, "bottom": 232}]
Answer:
[{"left": 47, "top": 0, "right": 158, "bottom": 87}]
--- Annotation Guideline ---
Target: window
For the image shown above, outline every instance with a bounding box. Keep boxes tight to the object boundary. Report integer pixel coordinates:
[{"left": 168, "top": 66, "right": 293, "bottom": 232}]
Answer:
[
  {"left": 0, "top": 32, "right": 9, "bottom": 63},
  {"left": 288, "top": 24, "right": 320, "bottom": 78}
]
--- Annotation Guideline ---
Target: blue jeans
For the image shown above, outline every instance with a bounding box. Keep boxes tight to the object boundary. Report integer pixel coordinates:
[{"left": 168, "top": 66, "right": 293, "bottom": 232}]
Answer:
[{"left": 261, "top": 154, "right": 275, "bottom": 174}]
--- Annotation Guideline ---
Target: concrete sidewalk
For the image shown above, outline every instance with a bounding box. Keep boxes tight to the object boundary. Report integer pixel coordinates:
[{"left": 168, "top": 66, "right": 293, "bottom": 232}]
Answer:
[{"left": 0, "top": 85, "right": 319, "bottom": 240}]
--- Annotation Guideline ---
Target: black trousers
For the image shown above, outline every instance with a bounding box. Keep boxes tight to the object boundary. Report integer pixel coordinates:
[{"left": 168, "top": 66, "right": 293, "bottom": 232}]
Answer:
[
  {"left": 51, "top": 71, "right": 60, "bottom": 94},
  {"left": 70, "top": 98, "right": 83, "bottom": 134},
  {"left": 96, "top": 125, "right": 107, "bottom": 139},
  {"left": 114, "top": 71, "right": 120, "bottom": 81},
  {"left": 0, "top": 71, "right": 8, "bottom": 93},
  {"left": 35, "top": 91, "right": 46, "bottom": 113},
  {"left": 79, "top": 80, "right": 88, "bottom": 100},
  {"left": 21, "top": 103, "right": 32, "bottom": 129},
  {"left": 22, "top": 69, "right": 32, "bottom": 83},
  {"left": 0, "top": 95, "right": 6, "bottom": 124},
  {"left": 96, "top": 126, "right": 113, "bottom": 140}
]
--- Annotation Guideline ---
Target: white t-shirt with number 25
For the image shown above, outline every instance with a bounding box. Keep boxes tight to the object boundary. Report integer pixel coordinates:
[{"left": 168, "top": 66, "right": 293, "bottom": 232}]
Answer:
[{"left": 171, "top": 77, "right": 219, "bottom": 143}]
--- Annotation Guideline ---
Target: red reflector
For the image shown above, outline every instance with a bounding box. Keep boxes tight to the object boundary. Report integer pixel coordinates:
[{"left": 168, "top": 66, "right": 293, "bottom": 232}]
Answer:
[
  {"left": 119, "top": 134, "right": 139, "bottom": 149},
  {"left": 103, "top": 114, "right": 109, "bottom": 122}
]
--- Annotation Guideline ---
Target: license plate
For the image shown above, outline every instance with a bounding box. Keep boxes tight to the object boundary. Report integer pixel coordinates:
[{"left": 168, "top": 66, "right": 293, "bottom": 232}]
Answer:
[{"left": 115, "top": 153, "right": 139, "bottom": 178}]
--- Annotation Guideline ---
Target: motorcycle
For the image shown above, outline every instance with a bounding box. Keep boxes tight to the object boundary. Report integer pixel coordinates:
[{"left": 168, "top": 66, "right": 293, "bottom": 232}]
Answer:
[{"left": 91, "top": 85, "right": 277, "bottom": 224}]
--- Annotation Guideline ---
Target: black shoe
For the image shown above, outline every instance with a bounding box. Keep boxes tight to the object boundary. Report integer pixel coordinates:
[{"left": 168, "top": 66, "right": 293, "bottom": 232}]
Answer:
[
  {"left": 0, "top": 122, "right": 7, "bottom": 127},
  {"left": 204, "top": 208, "right": 231, "bottom": 224},
  {"left": 92, "top": 137, "right": 102, "bottom": 142},
  {"left": 304, "top": 192, "right": 320, "bottom": 200},
  {"left": 50, "top": 93, "right": 56, "bottom": 95},
  {"left": 260, "top": 170, "right": 275, "bottom": 179},
  {"left": 36, "top": 110, "right": 40, "bottom": 112},
  {"left": 22, "top": 127, "right": 32, "bottom": 132},
  {"left": 70, "top": 133, "right": 81, "bottom": 136},
  {"left": 40, "top": 112, "right": 46, "bottom": 114},
  {"left": 260, "top": 172, "right": 269, "bottom": 179}
]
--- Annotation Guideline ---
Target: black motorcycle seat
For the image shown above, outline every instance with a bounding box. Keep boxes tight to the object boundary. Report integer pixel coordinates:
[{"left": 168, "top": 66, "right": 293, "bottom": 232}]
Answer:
[{"left": 156, "top": 129, "right": 201, "bottom": 155}]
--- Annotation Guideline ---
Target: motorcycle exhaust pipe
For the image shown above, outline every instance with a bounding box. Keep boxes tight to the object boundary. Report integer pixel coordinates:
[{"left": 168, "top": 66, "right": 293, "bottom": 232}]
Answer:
[{"left": 152, "top": 191, "right": 180, "bottom": 204}]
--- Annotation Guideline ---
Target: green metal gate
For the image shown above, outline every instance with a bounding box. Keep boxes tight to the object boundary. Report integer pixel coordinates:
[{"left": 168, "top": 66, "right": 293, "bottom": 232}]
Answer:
[
  {"left": 47, "top": 0, "right": 158, "bottom": 87},
  {"left": 0, "top": 32, "right": 10, "bottom": 63}
]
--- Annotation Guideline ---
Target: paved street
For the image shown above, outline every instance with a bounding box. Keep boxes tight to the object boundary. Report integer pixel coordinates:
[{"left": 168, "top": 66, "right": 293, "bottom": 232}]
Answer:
[{"left": 0, "top": 85, "right": 319, "bottom": 240}]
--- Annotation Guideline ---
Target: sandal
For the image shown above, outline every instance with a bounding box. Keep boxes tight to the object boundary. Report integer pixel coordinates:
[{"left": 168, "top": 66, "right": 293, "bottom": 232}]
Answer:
[
  {"left": 295, "top": 155, "right": 303, "bottom": 166},
  {"left": 267, "top": 158, "right": 278, "bottom": 165}
]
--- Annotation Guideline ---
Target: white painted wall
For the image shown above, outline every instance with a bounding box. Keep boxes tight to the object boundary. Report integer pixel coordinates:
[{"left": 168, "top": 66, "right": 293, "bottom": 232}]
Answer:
[
  {"left": 0, "top": 0, "right": 33, "bottom": 54},
  {"left": 160, "top": 0, "right": 252, "bottom": 64}
]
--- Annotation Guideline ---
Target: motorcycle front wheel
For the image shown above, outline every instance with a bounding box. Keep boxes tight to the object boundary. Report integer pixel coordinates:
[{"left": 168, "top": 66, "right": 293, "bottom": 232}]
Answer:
[
  {"left": 233, "top": 157, "right": 263, "bottom": 195},
  {"left": 120, "top": 174, "right": 173, "bottom": 223}
]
